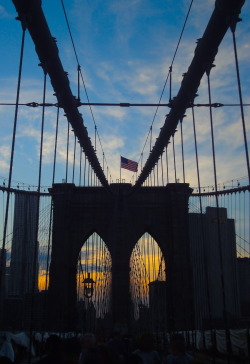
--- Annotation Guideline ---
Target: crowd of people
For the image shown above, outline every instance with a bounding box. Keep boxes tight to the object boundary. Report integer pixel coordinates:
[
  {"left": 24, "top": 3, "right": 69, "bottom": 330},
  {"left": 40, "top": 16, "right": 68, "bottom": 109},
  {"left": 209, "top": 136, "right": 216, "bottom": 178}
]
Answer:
[{"left": 0, "top": 331, "right": 201, "bottom": 364}]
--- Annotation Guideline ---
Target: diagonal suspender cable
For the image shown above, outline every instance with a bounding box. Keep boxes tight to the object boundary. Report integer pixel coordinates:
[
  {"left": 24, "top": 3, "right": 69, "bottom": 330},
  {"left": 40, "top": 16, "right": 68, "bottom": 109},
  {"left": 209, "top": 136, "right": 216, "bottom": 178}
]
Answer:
[
  {"left": 12, "top": 0, "right": 109, "bottom": 189},
  {"left": 137, "top": 0, "right": 194, "bottom": 170},
  {"left": 134, "top": 0, "right": 245, "bottom": 190},
  {"left": 60, "top": 0, "right": 112, "bottom": 183}
]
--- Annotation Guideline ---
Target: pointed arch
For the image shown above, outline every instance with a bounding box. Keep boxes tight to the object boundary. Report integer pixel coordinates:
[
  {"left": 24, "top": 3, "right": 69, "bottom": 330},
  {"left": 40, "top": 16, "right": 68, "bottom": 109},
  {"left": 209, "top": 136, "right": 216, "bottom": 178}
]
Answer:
[
  {"left": 77, "top": 232, "right": 112, "bottom": 323},
  {"left": 130, "top": 232, "right": 166, "bottom": 327}
]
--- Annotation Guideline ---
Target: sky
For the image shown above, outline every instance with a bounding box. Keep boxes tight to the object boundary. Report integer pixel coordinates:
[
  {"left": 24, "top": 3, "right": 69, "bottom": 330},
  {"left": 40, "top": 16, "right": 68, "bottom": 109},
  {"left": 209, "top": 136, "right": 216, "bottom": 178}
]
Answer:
[
  {"left": 0, "top": 0, "right": 249, "bottom": 189},
  {"left": 1, "top": 0, "right": 249, "bottom": 300}
]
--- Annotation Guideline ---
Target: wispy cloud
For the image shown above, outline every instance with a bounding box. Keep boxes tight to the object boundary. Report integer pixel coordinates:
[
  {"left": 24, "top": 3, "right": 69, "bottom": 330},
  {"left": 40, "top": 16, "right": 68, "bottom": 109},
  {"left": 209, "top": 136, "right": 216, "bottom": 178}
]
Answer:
[
  {"left": 0, "top": 0, "right": 249, "bottom": 186},
  {"left": 0, "top": 5, "right": 12, "bottom": 19}
]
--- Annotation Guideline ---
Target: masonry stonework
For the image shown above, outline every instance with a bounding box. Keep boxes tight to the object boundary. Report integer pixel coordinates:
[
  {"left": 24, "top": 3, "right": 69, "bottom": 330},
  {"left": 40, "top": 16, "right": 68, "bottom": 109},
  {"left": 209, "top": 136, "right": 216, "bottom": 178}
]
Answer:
[{"left": 48, "top": 182, "right": 193, "bottom": 332}]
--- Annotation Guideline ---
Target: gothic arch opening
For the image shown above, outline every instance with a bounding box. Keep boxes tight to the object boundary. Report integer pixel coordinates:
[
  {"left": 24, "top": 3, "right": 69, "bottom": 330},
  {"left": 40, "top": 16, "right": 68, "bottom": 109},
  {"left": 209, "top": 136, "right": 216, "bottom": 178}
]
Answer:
[
  {"left": 77, "top": 232, "right": 112, "bottom": 331},
  {"left": 130, "top": 232, "right": 167, "bottom": 332}
]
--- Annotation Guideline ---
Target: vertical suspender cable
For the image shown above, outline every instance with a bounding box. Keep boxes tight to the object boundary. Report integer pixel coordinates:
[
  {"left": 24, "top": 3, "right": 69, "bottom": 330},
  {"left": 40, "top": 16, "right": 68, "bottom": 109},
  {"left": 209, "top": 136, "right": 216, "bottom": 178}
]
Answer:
[
  {"left": 161, "top": 155, "right": 164, "bottom": 186},
  {"left": 52, "top": 106, "right": 60, "bottom": 184},
  {"left": 42, "top": 105, "right": 60, "bottom": 332},
  {"left": 66, "top": 122, "right": 69, "bottom": 182},
  {"left": 94, "top": 126, "right": 97, "bottom": 152},
  {"left": 243, "top": 192, "right": 246, "bottom": 255},
  {"left": 88, "top": 161, "right": 90, "bottom": 186},
  {"left": 91, "top": 165, "right": 93, "bottom": 186},
  {"left": 84, "top": 155, "right": 87, "bottom": 186},
  {"left": 191, "top": 106, "right": 215, "bottom": 361},
  {"left": 0, "top": 27, "right": 26, "bottom": 296},
  {"left": 42, "top": 106, "right": 60, "bottom": 335},
  {"left": 77, "top": 65, "right": 81, "bottom": 102},
  {"left": 156, "top": 162, "right": 159, "bottom": 186},
  {"left": 95, "top": 235, "right": 99, "bottom": 315},
  {"left": 72, "top": 135, "right": 76, "bottom": 184},
  {"left": 147, "top": 234, "right": 151, "bottom": 290},
  {"left": 102, "top": 152, "right": 105, "bottom": 175},
  {"left": 180, "top": 117, "right": 186, "bottom": 183},
  {"left": 149, "top": 126, "right": 152, "bottom": 152},
  {"left": 106, "top": 167, "right": 109, "bottom": 186},
  {"left": 169, "top": 66, "right": 172, "bottom": 103},
  {"left": 166, "top": 146, "right": 169, "bottom": 184},
  {"left": 230, "top": 20, "right": 250, "bottom": 184},
  {"left": 172, "top": 135, "right": 177, "bottom": 183},
  {"left": 77, "top": 254, "right": 81, "bottom": 301},
  {"left": 79, "top": 148, "right": 82, "bottom": 186},
  {"left": 207, "top": 69, "right": 232, "bottom": 360},
  {"left": 29, "top": 71, "right": 47, "bottom": 362}
]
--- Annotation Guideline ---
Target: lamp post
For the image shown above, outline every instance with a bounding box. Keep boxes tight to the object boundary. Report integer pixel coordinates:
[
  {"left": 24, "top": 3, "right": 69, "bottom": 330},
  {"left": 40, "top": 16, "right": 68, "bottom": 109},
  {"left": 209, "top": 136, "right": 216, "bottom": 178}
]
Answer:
[
  {"left": 82, "top": 272, "right": 95, "bottom": 299},
  {"left": 82, "top": 272, "right": 95, "bottom": 332}
]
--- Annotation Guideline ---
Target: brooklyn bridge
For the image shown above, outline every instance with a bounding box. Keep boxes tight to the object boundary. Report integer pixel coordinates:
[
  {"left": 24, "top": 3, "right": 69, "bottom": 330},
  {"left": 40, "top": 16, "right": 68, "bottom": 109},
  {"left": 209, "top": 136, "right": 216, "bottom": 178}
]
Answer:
[{"left": 0, "top": 0, "right": 249, "bottom": 361}]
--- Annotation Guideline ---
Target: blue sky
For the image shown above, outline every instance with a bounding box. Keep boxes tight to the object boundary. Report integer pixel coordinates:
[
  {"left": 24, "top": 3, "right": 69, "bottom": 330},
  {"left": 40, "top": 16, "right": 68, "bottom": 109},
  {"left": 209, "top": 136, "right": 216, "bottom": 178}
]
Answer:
[{"left": 0, "top": 0, "right": 249, "bottom": 189}]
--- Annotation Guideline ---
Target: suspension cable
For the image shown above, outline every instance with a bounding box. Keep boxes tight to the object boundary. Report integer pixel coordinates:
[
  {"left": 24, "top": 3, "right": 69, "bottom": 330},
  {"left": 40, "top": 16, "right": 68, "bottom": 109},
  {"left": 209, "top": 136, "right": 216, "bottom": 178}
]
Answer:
[
  {"left": 66, "top": 122, "right": 69, "bottom": 183},
  {"left": 191, "top": 105, "right": 215, "bottom": 361},
  {"left": 0, "top": 27, "right": 26, "bottom": 296},
  {"left": 72, "top": 135, "right": 77, "bottom": 183},
  {"left": 52, "top": 106, "right": 60, "bottom": 183},
  {"left": 42, "top": 105, "right": 61, "bottom": 333},
  {"left": 60, "top": 0, "right": 112, "bottom": 183},
  {"left": 160, "top": 154, "right": 164, "bottom": 186},
  {"left": 137, "top": 0, "right": 194, "bottom": 171},
  {"left": 135, "top": 0, "right": 245, "bottom": 189},
  {"left": 206, "top": 68, "right": 232, "bottom": 360},
  {"left": 28, "top": 70, "right": 47, "bottom": 362},
  {"left": 79, "top": 148, "right": 83, "bottom": 186},
  {"left": 166, "top": 145, "right": 169, "bottom": 184},
  {"left": 180, "top": 117, "right": 186, "bottom": 183},
  {"left": 172, "top": 135, "right": 177, "bottom": 183},
  {"left": 230, "top": 18, "right": 250, "bottom": 184}
]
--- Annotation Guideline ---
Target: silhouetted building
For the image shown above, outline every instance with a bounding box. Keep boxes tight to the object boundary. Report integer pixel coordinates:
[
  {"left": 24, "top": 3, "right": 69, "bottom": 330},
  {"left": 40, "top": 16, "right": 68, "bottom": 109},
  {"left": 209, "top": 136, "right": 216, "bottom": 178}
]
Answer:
[
  {"left": 9, "top": 193, "right": 39, "bottom": 296},
  {"left": 237, "top": 257, "right": 250, "bottom": 317},
  {"left": 189, "top": 207, "right": 240, "bottom": 329}
]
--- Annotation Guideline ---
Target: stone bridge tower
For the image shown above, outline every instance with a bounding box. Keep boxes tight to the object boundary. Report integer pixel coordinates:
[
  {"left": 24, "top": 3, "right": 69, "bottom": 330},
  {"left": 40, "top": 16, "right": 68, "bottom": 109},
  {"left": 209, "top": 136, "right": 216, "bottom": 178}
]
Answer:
[{"left": 47, "top": 183, "right": 193, "bottom": 333}]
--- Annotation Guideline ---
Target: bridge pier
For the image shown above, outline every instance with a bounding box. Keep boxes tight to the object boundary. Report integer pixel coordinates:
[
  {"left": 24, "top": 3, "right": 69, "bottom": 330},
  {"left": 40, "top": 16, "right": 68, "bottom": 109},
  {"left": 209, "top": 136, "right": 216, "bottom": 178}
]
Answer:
[{"left": 47, "top": 183, "right": 193, "bottom": 333}]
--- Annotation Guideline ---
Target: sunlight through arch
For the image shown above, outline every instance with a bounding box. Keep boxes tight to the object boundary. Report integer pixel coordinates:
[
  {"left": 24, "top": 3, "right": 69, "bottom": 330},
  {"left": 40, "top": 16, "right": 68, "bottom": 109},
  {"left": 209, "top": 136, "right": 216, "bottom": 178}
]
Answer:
[
  {"left": 130, "top": 232, "right": 166, "bottom": 322},
  {"left": 77, "top": 232, "right": 112, "bottom": 321}
]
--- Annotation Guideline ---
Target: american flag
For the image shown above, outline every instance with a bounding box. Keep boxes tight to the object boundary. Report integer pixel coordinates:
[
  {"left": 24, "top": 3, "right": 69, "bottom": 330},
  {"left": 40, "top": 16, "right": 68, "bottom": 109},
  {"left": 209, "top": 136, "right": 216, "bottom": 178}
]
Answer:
[{"left": 121, "top": 156, "right": 138, "bottom": 172}]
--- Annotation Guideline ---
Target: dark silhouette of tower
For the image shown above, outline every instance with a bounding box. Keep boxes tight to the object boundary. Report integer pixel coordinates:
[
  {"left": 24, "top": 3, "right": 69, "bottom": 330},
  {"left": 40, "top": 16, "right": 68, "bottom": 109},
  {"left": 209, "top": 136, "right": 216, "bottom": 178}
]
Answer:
[
  {"left": 9, "top": 193, "right": 39, "bottom": 296},
  {"left": 48, "top": 182, "right": 193, "bottom": 333},
  {"left": 237, "top": 257, "right": 250, "bottom": 317},
  {"left": 189, "top": 207, "right": 240, "bottom": 329}
]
